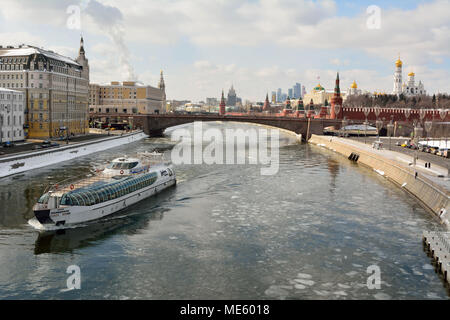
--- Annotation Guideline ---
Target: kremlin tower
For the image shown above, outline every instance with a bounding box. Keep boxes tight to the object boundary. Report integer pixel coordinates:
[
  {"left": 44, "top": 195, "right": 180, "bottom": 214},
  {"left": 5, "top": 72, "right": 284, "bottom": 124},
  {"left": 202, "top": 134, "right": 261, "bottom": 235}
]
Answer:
[
  {"left": 285, "top": 96, "right": 291, "bottom": 109},
  {"left": 219, "top": 90, "right": 226, "bottom": 115},
  {"left": 262, "top": 93, "right": 270, "bottom": 112},
  {"left": 330, "top": 72, "right": 343, "bottom": 119},
  {"left": 297, "top": 99, "right": 304, "bottom": 113}
]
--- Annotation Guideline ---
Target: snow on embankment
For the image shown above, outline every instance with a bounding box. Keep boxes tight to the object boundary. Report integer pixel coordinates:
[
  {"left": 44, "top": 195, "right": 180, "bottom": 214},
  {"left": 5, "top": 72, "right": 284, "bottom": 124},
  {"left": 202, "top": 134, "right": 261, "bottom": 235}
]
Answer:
[
  {"left": 0, "top": 132, "right": 148, "bottom": 178},
  {"left": 309, "top": 134, "right": 450, "bottom": 226}
]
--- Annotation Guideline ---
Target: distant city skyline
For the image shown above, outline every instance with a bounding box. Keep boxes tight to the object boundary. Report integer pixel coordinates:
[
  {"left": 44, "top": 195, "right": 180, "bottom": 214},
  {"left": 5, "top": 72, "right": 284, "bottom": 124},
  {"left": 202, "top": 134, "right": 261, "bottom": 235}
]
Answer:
[{"left": 0, "top": 0, "right": 448, "bottom": 101}]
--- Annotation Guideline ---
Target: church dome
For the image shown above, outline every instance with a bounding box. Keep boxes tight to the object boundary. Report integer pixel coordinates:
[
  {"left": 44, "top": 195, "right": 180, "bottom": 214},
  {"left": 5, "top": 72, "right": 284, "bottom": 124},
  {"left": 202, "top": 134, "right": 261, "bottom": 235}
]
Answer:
[
  {"left": 395, "top": 58, "right": 403, "bottom": 68},
  {"left": 408, "top": 72, "right": 415, "bottom": 77},
  {"left": 351, "top": 81, "right": 357, "bottom": 89}
]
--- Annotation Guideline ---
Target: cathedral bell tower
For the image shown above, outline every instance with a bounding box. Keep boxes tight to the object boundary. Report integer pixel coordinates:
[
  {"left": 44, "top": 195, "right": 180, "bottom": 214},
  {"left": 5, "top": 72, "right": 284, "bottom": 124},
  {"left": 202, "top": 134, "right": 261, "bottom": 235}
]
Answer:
[{"left": 393, "top": 55, "right": 403, "bottom": 96}]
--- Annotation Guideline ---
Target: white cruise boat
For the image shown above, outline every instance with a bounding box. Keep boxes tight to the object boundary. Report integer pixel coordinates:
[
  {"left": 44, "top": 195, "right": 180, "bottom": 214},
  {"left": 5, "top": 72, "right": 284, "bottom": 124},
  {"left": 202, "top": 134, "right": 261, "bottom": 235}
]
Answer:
[{"left": 32, "top": 153, "right": 176, "bottom": 229}]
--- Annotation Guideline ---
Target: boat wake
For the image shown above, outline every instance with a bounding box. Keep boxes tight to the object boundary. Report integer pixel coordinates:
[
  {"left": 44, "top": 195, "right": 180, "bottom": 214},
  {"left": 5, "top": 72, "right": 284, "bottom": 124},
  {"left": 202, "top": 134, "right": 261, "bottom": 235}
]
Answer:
[{"left": 28, "top": 217, "right": 89, "bottom": 231}]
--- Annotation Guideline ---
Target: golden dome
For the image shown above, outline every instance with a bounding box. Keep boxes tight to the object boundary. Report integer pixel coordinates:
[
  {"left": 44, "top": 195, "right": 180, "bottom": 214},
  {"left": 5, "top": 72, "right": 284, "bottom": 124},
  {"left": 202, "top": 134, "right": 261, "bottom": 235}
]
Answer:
[
  {"left": 351, "top": 81, "right": 357, "bottom": 89},
  {"left": 395, "top": 56, "right": 402, "bottom": 67},
  {"left": 408, "top": 72, "right": 415, "bottom": 77}
]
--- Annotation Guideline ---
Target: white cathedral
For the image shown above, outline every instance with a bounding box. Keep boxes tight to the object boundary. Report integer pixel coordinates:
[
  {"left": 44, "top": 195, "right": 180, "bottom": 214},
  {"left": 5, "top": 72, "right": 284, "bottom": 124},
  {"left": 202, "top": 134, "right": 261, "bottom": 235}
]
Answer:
[{"left": 393, "top": 56, "right": 426, "bottom": 96}]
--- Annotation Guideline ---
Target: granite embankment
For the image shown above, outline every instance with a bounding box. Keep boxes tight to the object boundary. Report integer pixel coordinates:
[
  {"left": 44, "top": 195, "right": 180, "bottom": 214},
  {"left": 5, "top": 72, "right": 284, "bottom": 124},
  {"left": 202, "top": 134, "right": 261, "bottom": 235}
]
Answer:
[{"left": 309, "top": 134, "right": 450, "bottom": 226}]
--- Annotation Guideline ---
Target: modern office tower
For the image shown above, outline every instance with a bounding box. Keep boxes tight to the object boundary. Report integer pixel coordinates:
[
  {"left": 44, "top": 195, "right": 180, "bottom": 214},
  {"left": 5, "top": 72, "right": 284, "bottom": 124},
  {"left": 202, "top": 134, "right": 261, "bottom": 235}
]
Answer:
[
  {"left": 276, "top": 88, "right": 282, "bottom": 102},
  {"left": 294, "top": 83, "right": 301, "bottom": 99}
]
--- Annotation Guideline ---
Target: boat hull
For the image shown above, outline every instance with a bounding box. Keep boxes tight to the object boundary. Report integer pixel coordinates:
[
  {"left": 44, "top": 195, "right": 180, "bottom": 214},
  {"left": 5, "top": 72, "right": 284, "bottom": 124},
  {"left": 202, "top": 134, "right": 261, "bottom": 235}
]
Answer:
[{"left": 33, "top": 174, "right": 176, "bottom": 229}]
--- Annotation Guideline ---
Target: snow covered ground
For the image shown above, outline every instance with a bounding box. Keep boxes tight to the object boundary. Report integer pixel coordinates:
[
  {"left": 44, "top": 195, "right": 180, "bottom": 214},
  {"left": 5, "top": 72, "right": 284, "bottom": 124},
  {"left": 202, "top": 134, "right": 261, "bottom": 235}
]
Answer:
[{"left": 0, "top": 131, "right": 148, "bottom": 178}]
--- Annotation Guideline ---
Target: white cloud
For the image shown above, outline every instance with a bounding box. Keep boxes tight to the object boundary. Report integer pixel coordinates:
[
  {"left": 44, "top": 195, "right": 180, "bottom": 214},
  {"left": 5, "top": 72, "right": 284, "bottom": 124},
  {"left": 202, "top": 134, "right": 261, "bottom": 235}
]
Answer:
[{"left": 0, "top": 0, "right": 449, "bottom": 100}]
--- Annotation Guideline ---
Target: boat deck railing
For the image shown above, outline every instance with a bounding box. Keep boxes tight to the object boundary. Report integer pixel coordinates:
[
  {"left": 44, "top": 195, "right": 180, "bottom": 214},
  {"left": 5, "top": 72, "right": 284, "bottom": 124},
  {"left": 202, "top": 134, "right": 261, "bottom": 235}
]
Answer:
[{"left": 45, "top": 155, "right": 170, "bottom": 195}]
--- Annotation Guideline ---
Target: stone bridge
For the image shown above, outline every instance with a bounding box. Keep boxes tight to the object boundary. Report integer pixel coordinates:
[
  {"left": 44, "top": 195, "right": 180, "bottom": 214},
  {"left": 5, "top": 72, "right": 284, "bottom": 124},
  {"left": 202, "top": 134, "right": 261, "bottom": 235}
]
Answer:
[{"left": 141, "top": 114, "right": 342, "bottom": 141}]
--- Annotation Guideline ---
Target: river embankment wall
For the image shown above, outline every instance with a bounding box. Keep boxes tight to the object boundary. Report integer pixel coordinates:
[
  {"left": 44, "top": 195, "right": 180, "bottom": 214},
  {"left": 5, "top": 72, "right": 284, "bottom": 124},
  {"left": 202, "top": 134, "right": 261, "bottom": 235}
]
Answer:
[
  {"left": 309, "top": 134, "right": 450, "bottom": 226},
  {"left": 0, "top": 131, "right": 148, "bottom": 178}
]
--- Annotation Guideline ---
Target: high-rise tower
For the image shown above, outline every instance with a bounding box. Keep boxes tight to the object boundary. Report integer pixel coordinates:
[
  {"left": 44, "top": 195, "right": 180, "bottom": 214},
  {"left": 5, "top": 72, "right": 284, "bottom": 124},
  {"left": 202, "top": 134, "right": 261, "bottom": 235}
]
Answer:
[{"left": 393, "top": 55, "right": 403, "bottom": 95}]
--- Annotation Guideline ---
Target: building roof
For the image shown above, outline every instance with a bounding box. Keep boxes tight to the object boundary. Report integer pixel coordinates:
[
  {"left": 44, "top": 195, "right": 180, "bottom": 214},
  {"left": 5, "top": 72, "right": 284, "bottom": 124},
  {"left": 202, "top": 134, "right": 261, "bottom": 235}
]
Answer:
[
  {"left": 0, "top": 45, "right": 80, "bottom": 67},
  {"left": 0, "top": 87, "right": 23, "bottom": 94}
]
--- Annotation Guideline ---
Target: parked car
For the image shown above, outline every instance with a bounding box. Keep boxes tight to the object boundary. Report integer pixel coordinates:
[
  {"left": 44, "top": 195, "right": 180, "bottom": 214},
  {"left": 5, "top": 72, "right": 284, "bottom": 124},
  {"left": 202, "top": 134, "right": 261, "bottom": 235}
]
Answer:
[
  {"left": 40, "top": 140, "right": 52, "bottom": 148},
  {"left": 42, "top": 140, "right": 60, "bottom": 148}
]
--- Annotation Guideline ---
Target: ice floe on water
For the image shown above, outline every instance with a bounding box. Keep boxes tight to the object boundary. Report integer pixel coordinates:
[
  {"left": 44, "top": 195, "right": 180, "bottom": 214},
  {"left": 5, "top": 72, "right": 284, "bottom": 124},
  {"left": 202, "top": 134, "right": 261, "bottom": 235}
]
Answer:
[
  {"left": 296, "top": 273, "right": 313, "bottom": 279},
  {"left": 294, "top": 284, "right": 306, "bottom": 290},
  {"left": 426, "top": 292, "right": 441, "bottom": 299},
  {"left": 422, "top": 264, "right": 434, "bottom": 270},
  {"left": 264, "top": 285, "right": 290, "bottom": 299},
  {"left": 374, "top": 292, "right": 392, "bottom": 300},
  {"left": 294, "top": 279, "right": 315, "bottom": 286},
  {"left": 314, "top": 290, "right": 330, "bottom": 296}
]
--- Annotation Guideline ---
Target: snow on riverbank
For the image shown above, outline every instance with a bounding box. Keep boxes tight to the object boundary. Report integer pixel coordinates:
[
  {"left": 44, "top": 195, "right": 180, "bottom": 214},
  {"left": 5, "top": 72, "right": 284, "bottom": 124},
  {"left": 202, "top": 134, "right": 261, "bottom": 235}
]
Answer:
[{"left": 0, "top": 132, "right": 148, "bottom": 178}]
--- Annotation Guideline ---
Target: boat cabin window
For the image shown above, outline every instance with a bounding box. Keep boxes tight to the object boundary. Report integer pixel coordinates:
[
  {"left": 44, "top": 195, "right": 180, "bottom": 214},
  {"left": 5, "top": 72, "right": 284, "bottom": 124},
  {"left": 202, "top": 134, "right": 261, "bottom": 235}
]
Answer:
[
  {"left": 107, "top": 162, "right": 139, "bottom": 170},
  {"left": 38, "top": 193, "right": 50, "bottom": 204},
  {"left": 58, "top": 172, "right": 159, "bottom": 207}
]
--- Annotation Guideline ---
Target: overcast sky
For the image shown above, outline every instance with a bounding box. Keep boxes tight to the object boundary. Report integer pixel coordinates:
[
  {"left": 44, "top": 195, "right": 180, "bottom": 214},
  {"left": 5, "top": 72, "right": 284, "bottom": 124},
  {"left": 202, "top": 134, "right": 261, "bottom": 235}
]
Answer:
[{"left": 0, "top": 0, "right": 448, "bottom": 101}]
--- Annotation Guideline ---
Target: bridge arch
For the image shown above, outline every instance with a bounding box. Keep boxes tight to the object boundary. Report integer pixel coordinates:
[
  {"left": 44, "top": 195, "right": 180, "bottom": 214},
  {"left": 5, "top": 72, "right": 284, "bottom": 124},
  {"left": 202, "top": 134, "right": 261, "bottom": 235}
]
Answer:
[{"left": 143, "top": 114, "right": 342, "bottom": 141}]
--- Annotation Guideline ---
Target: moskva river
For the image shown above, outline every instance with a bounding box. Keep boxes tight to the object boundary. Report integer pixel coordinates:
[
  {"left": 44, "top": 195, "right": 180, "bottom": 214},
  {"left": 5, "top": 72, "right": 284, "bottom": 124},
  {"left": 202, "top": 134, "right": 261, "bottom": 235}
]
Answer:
[{"left": 0, "top": 122, "right": 448, "bottom": 299}]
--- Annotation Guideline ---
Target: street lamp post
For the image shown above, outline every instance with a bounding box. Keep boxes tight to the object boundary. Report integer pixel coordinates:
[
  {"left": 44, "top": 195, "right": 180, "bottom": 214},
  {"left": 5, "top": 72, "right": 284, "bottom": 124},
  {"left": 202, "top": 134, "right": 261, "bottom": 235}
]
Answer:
[
  {"left": 387, "top": 118, "right": 394, "bottom": 150},
  {"left": 375, "top": 119, "right": 383, "bottom": 139},
  {"left": 363, "top": 107, "right": 370, "bottom": 144},
  {"left": 0, "top": 114, "right": 3, "bottom": 144},
  {"left": 341, "top": 117, "right": 348, "bottom": 138},
  {"left": 413, "top": 122, "right": 423, "bottom": 168},
  {"left": 439, "top": 108, "right": 447, "bottom": 150},
  {"left": 374, "top": 105, "right": 382, "bottom": 142}
]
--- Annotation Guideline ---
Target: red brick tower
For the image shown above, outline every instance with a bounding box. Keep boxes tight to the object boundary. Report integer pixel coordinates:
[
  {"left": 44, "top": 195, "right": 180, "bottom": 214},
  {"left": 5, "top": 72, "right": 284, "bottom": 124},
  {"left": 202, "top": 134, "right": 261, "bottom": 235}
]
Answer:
[
  {"left": 219, "top": 90, "right": 226, "bottom": 115},
  {"left": 262, "top": 93, "right": 270, "bottom": 112},
  {"left": 330, "top": 72, "right": 343, "bottom": 119}
]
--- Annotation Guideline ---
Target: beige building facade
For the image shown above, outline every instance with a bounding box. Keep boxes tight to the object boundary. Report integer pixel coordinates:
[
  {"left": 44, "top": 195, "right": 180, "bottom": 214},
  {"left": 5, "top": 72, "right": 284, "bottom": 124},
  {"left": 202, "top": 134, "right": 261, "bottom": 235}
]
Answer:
[
  {"left": 0, "top": 38, "right": 89, "bottom": 138},
  {"left": 89, "top": 71, "right": 166, "bottom": 116}
]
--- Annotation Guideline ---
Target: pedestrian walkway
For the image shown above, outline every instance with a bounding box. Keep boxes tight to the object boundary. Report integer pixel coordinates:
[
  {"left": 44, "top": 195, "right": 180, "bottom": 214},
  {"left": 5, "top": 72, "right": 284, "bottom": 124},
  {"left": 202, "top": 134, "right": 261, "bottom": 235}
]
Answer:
[{"left": 338, "top": 137, "right": 450, "bottom": 191}]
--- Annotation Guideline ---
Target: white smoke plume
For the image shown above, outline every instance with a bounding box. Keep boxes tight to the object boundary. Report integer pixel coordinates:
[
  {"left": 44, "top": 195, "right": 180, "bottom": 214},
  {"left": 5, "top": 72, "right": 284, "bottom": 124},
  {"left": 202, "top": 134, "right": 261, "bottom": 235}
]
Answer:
[{"left": 84, "top": 0, "right": 137, "bottom": 81}]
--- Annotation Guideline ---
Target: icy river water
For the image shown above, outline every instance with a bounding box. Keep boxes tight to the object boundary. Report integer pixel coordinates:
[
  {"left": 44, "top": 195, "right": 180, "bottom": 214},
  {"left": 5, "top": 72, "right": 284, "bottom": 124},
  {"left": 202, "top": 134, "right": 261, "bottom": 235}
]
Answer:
[{"left": 0, "top": 122, "right": 448, "bottom": 299}]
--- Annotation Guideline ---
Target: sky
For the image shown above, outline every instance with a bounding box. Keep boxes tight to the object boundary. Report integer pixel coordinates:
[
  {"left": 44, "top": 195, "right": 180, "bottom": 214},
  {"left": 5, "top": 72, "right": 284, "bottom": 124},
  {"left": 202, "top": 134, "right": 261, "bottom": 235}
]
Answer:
[{"left": 0, "top": 0, "right": 448, "bottom": 102}]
